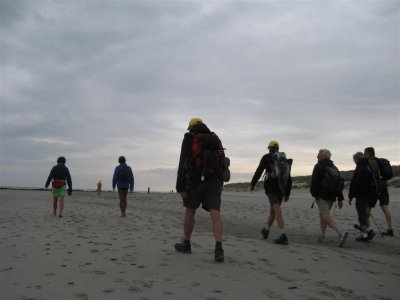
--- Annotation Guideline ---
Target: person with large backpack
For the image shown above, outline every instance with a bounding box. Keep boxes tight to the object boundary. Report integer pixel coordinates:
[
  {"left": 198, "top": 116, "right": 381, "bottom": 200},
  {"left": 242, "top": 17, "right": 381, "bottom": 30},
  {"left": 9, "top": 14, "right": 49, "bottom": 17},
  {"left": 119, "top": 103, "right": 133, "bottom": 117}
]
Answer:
[
  {"left": 175, "top": 118, "right": 226, "bottom": 262},
  {"left": 250, "top": 140, "right": 292, "bottom": 245},
  {"left": 112, "top": 156, "right": 134, "bottom": 217},
  {"left": 364, "top": 147, "right": 393, "bottom": 236},
  {"left": 348, "top": 152, "right": 378, "bottom": 242},
  {"left": 310, "top": 149, "right": 348, "bottom": 247}
]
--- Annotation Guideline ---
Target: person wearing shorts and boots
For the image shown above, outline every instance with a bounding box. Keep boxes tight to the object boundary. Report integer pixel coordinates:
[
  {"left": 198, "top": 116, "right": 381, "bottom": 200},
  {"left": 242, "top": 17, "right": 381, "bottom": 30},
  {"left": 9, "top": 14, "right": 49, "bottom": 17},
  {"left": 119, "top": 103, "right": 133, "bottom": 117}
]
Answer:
[
  {"left": 310, "top": 149, "right": 348, "bottom": 247},
  {"left": 250, "top": 140, "right": 292, "bottom": 245},
  {"left": 175, "top": 118, "right": 225, "bottom": 262},
  {"left": 45, "top": 156, "right": 73, "bottom": 218},
  {"left": 364, "top": 147, "right": 393, "bottom": 236},
  {"left": 112, "top": 156, "right": 134, "bottom": 217},
  {"left": 348, "top": 152, "right": 377, "bottom": 242}
]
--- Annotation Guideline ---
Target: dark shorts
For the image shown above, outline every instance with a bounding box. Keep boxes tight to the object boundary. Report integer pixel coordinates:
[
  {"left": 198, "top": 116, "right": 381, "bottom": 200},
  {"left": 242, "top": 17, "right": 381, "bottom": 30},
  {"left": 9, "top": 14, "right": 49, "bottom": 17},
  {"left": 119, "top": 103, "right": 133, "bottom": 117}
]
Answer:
[
  {"left": 184, "top": 180, "right": 222, "bottom": 211},
  {"left": 266, "top": 192, "right": 283, "bottom": 206},
  {"left": 378, "top": 183, "right": 389, "bottom": 206}
]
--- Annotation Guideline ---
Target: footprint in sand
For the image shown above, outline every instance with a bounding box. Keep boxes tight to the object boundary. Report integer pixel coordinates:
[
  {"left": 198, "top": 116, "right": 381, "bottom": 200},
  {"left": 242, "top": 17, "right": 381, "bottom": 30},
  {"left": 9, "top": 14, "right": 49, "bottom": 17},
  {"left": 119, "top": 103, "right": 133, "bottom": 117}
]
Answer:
[
  {"left": 103, "top": 288, "right": 113, "bottom": 294},
  {"left": 74, "top": 293, "right": 89, "bottom": 300}
]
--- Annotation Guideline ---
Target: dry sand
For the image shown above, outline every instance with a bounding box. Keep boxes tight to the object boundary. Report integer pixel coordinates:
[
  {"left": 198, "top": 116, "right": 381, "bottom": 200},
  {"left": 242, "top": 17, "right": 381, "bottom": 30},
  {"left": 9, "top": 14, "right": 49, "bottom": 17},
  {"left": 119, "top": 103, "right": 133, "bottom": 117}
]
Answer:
[{"left": 1, "top": 188, "right": 399, "bottom": 300}]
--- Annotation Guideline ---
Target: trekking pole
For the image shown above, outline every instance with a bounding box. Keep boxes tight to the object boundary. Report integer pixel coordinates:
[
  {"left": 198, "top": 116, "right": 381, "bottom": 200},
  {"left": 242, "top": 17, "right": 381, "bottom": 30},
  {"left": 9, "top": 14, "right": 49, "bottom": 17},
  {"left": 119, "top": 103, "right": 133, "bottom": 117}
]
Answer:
[{"left": 370, "top": 212, "right": 384, "bottom": 237}]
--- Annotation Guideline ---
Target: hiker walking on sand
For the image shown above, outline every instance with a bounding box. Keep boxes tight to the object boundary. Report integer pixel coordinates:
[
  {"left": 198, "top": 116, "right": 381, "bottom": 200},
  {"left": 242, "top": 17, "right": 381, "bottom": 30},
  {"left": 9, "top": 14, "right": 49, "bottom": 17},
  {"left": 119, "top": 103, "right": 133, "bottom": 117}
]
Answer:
[
  {"left": 250, "top": 141, "right": 293, "bottom": 245},
  {"left": 310, "top": 149, "right": 348, "bottom": 247},
  {"left": 348, "top": 152, "right": 377, "bottom": 242},
  {"left": 96, "top": 180, "right": 102, "bottom": 196},
  {"left": 45, "top": 156, "right": 72, "bottom": 218},
  {"left": 364, "top": 147, "right": 394, "bottom": 236},
  {"left": 112, "top": 156, "right": 134, "bottom": 217},
  {"left": 175, "top": 118, "right": 226, "bottom": 262}
]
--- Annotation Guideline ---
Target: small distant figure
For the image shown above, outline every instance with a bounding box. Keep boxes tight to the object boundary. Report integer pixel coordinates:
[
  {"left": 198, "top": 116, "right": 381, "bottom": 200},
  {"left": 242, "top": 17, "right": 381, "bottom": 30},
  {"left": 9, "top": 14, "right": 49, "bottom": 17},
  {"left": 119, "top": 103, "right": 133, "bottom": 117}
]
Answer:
[
  {"left": 148, "top": 187, "right": 150, "bottom": 194},
  {"left": 96, "top": 180, "right": 102, "bottom": 196},
  {"left": 348, "top": 152, "right": 377, "bottom": 242},
  {"left": 45, "top": 156, "right": 72, "bottom": 218},
  {"left": 310, "top": 149, "right": 348, "bottom": 247},
  {"left": 250, "top": 140, "right": 293, "bottom": 245},
  {"left": 364, "top": 147, "right": 394, "bottom": 236},
  {"left": 112, "top": 156, "right": 134, "bottom": 217}
]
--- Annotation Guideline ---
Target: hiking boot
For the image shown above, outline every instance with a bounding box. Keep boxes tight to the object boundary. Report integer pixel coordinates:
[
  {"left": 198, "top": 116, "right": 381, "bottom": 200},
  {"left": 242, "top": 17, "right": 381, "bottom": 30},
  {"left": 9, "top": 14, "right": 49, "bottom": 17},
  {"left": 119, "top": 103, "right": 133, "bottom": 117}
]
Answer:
[
  {"left": 353, "top": 224, "right": 361, "bottom": 231},
  {"left": 174, "top": 242, "right": 192, "bottom": 253},
  {"left": 317, "top": 234, "right": 325, "bottom": 243},
  {"left": 214, "top": 246, "right": 224, "bottom": 262},
  {"left": 338, "top": 231, "right": 348, "bottom": 248},
  {"left": 355, "top": 235, "right": 369, "bottom": 242},
  {"left": 274, "top": 234, "right": 288, "bottom": 245},
  {"left": 382, "top": 229, "right": 394, "bottom": 236},
  {"left": 261, "top": 228, "right": 269, "bottom": 239},
  {"left": 367, "top": 229, "right": 375, "bottom": 240}
]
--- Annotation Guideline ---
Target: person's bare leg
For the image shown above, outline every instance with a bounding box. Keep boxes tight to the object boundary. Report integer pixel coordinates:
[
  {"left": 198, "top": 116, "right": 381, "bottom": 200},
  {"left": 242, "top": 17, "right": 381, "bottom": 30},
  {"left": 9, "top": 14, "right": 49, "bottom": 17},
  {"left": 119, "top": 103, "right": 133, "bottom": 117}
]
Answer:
[
  {"left": 53, "top": 197, "right": 58, "bottom": 216},
  {"left": 381, "top": 205, "right": 392, "bottom": 229},
  {"left": 210, "top": 209, "right": 223, "bottom": 242},
  {"left": 266, "top": 207, "right": 275, "bottom": 229},
  {"left": 273, "top": 204, "right": 284, "bottom": 230},
  {"left": 183, "top": 208, "right": 196, "bottom": 240},
  {"left": 58, "top": 197, "right": 64, "bottom": 217}
]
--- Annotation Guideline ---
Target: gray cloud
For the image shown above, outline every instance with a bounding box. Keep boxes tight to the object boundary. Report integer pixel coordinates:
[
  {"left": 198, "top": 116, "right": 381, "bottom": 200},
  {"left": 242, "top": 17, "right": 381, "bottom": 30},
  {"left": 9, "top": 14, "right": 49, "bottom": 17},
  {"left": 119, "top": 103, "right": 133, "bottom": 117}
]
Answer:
[{"left": 1, "top": 0, "right": 399, "bottom": 191}]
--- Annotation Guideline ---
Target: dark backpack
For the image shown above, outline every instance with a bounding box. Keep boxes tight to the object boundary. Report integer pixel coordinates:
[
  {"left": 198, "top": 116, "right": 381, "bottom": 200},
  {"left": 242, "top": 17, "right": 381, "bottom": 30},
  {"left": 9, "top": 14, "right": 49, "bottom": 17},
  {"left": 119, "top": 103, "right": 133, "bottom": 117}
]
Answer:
[
  {"left": 265, "top": 152, "right": 292, "bottom": 194},
  {"left": 377, "top": 158, "right": 393, "bottom": 181},
  {"left": 320, "top": 165, "right": 344, "bottom": 195},
  {"left": 366, "top": 165, "right": 381, "bottom": 196},
  {"left": 187, "top": 132, "right": 225, "bottom": 182},
  {"left": 119, "top": 166, "right": 129, "bottom": 181}
]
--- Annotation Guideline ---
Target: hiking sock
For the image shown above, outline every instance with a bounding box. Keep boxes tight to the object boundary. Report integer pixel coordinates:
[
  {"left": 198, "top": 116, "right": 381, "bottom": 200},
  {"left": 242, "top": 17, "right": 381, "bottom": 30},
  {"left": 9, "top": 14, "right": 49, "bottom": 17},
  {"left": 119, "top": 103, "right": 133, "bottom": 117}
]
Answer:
[
  {"left": 216, "top": 241, "right": 222, "bottom": 248},
  {"left": 362, "top": 232, "right": 368, "bottom": 238},
  {"left": 184, "top": 239, "right": 191, "bottom": 246}
]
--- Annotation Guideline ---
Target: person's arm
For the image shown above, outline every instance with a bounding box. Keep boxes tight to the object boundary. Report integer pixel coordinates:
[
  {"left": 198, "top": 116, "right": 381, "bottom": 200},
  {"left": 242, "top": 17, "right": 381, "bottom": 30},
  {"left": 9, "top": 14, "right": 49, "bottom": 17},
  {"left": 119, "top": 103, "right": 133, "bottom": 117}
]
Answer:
[
  {"left": 112, "top": 167, "right": 118, "bottom": 190},
  {"left": 129, "top": 167, "right": 134, "bottom": 191},
  {"left": 310, "top": 164, "right": 322, "bottom": 199},
  {"left": 250, "top": 156, "right": 267, "bottom": 190},
  {"left": 176, "top": 133, "right": 192, "bottom": 193},
  {"left": 66, "top": 167, "right": 72, "bottom": 195},
  {"left": 45, "top": 167, "right": 55, "bottom": 188}
]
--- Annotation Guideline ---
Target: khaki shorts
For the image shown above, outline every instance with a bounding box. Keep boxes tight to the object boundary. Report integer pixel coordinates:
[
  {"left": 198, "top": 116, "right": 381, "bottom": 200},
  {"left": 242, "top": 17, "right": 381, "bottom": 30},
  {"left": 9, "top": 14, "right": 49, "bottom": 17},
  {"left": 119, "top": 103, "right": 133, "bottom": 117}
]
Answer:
[{"left": 316, "top": 198, "right": 334, "bottom": 214}]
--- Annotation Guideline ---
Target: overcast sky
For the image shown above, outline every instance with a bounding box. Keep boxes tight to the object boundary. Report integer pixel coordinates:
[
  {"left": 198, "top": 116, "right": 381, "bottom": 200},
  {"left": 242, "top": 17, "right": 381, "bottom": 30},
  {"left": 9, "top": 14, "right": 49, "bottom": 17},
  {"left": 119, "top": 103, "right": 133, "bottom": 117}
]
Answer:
[{"left": 1, "top": 0, "right": 399, "bottom": 191}]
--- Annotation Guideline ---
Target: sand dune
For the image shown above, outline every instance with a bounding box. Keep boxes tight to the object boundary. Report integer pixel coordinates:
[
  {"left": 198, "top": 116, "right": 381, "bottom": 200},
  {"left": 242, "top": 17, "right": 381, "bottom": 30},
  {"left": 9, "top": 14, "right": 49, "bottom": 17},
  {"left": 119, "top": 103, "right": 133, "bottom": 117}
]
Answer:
[{"left": 1, "top": 188, "right": 399, "bottom": 299}]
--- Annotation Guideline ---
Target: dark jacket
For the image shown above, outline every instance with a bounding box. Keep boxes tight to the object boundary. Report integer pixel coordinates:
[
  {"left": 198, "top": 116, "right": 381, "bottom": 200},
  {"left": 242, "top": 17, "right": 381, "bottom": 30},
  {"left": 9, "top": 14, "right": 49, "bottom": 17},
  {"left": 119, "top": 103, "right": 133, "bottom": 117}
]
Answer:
[
  {"left": 310, "top": 159, "right": 344, "bottom": 201},
  {"left": 112, "top": 163, "right": 134, "bottom": 190},
  {"left": 250, "top": 151, "right": 292, "bottom": 196},
  {"left": 45, "top": 164, "right": 72, "bottom": 189},
  {"left": 176, "top": 122, "right": 212, "bottom": 193},
  {"left": 348, "top": 158, "right": 377, "bottom": 200}
]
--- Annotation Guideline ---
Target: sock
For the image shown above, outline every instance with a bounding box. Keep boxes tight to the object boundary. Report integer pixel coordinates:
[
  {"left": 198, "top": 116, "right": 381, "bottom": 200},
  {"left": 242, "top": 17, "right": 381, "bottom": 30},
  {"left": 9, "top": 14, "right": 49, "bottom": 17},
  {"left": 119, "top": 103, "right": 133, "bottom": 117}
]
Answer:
[
  {"left": 362, "top": 232, "right": 368, "bottom": 238},
  {"left": 216, "top": 241, "right": 222, "bottom": 248},
  {"left": 183, "top": 239, "right": 191, "bottom": 245}
]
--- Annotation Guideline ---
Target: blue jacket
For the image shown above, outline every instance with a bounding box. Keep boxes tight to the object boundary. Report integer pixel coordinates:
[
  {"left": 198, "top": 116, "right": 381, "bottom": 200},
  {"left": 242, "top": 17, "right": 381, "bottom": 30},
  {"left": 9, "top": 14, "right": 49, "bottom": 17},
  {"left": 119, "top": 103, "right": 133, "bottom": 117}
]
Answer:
[
  {"left": 112, "top": 163, "right": 134, "bottom": 190},
  {"left": 45, "top": 164, "right": 72, "bottom": 189}
]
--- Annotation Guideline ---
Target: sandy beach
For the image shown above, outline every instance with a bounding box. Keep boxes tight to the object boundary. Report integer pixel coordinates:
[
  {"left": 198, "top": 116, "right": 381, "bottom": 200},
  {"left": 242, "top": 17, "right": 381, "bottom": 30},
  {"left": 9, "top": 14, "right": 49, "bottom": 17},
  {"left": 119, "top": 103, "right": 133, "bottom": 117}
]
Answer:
[{"left": 1, "top": 188, "right": 399, "bottom": 300}]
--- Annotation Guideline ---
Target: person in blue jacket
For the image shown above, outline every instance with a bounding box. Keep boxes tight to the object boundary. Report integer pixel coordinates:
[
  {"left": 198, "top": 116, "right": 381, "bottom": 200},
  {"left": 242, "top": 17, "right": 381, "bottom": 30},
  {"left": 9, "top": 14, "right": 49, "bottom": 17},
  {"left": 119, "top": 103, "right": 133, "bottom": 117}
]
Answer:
[
  {"left": 45, "top": 156, "right": 72, "bottom": 217},
  {"left": 112, "top": 156, "right": 134, "bottom": 217}
]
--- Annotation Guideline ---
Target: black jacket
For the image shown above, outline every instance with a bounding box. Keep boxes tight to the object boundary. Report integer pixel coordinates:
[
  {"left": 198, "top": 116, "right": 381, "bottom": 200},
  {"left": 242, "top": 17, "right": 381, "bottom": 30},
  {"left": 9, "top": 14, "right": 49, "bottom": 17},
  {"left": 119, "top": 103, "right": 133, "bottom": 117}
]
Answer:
[
  {"left": 348, "top": 158, "right": 377, "bottom": 200},
  {"left": 176, "top": 123, "right": 212, "bottom": 193},
  {"left": 251, "top": 151, "right": 292, "bottom": 196},
  {"left": 310, "top": 159, "right": 344, "bottom": 201},
  {"left": 45, "top": 164, "right": 72, "bottom": 189}
]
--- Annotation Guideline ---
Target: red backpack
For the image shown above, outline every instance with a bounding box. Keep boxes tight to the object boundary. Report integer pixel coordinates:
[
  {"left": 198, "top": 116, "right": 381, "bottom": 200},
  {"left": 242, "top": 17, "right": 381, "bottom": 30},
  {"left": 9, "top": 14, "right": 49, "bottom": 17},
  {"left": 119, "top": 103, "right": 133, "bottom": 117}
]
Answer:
[{"left": 187, "top": 132, "right": 225, "bottom": 182}]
